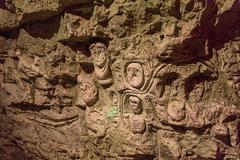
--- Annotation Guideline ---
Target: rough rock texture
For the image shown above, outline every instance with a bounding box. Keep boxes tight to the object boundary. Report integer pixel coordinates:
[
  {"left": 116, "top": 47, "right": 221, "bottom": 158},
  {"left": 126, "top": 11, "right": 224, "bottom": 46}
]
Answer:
[{"left": 0, "top": 0, "right": 240, "bottom": 159}]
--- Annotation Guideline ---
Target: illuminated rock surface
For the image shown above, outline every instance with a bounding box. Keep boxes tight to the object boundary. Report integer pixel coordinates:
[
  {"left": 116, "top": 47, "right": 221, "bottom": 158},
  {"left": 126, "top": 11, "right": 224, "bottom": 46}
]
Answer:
[{"left": 0, "top": 0, "right": 240, "bottom": 159}]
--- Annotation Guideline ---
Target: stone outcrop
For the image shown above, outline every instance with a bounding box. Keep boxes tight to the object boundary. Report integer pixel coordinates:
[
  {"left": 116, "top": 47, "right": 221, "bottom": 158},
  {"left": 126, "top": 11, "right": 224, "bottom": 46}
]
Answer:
[{"left": 0, "top": 0, "right": 240, "bottom": 159}]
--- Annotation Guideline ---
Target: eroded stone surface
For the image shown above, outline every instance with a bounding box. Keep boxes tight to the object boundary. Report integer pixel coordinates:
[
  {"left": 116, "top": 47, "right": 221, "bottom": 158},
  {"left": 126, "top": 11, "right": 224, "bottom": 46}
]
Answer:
[{"left": 0, "top": 0, "right": 240, "bottom": 159}]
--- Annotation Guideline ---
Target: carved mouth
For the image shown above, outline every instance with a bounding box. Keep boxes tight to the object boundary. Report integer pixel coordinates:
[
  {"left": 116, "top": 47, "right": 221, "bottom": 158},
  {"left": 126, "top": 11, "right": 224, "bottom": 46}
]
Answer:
[{"left": 94, "top": 59, "right": 106, "bottom": 67}]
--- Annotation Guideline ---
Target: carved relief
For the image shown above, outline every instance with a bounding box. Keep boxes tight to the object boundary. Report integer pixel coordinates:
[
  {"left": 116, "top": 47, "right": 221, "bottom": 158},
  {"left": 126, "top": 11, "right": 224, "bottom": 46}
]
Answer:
[
  {"left": 167, "top": 100, "right": 186, "bottom": 123},
  {"left": 76, "top": 73, "right": 98, "bottom": 108},
  {"left": 1, "top": 1, "right": 240, "bottom": 159},
  {"left": 85, "top": 106, "right": 106, "bottom": 138},
  {"left": 125, "top": 63, "right": 144, "bottom": 89},
  {"left": 128, "top": 96, "right": 146, "bottom": 134},
  {"left": 89, "top": 42, "right": 113, "bottom": 86}
]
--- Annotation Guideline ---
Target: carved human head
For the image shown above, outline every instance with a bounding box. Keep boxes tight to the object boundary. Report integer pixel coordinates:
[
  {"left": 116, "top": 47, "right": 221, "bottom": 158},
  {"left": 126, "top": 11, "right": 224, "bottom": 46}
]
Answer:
[
  {"left": 89, "top": 42, "right": 107, "bottom": 68},
  {"left": 211, "top": 124, "right": 229, "bottom": 137},
  {"left": 77, "top": 75, "right": 98, "bottom": 106},
  {"left": 128, "top": 95, "right": 142, "bottom": 114},
  {"left": 126, "top": 63, "right": 144, "bottom": 88},
  {"left": 167, "top": 101, "right": 185, "bottom": 122}
]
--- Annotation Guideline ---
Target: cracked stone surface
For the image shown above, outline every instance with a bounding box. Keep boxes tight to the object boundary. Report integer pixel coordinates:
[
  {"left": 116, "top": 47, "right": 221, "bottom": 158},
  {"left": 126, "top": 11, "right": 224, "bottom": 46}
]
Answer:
[{"left": 0, "top": 0, "right": 240, "bottom": 159}]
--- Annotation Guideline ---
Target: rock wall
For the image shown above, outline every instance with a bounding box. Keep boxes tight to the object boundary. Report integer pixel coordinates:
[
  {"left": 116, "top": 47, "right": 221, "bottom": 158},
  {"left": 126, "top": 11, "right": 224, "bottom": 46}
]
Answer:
[{"left": 0, "top": 0, "right": 240, "bottom": 159}]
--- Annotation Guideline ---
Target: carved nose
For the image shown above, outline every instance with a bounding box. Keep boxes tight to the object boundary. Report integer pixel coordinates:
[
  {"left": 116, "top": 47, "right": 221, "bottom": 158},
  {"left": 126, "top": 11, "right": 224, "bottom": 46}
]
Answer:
[{"left": 132, "top": 68, "right": 137, "bottom": 76}]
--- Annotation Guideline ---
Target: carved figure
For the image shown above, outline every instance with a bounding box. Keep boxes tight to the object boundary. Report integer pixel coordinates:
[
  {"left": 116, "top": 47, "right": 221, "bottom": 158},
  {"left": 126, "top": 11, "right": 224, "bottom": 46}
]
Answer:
[
  {"left": 128, "top": 96, "right": 146, "bottom": 134},
  {"left": 128, "top": 95, "right": 142, "bottom": 115},
  {"left": 85, "top": 108, "right": 106, "bottom": 138},
  {"left": 76, "top": 74, "right": 105, "bottom": 138},
  {"left": 76, "top": 74, "right": 98, "bottom": 107},
  {"left": 89, "top": 42, "right": 113, "bottom": 85},
  {"left": 167, "top": 100, "right": 185, "bottom": 122},
  {"left": 211, "top": 124, "right": 229, "bottom": 138},
  {"left": 126, "top": 63, "right": 144, "bottom": 89},
  {"left": 129, "top": 114, "right": 146, "bottom": 134}
]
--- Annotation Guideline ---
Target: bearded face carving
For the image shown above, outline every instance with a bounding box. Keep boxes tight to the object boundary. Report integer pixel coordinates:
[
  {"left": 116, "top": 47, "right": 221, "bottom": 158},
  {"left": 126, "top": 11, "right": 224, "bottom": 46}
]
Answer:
[{"left": 126, "top": 63, "right": 144, "bottom": 89}]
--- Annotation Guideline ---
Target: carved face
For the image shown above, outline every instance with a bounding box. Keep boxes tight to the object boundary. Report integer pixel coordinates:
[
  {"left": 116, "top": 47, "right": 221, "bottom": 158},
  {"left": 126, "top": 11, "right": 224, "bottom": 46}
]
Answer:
[
  {"left": 129, "top": 96, "right": 142, "bottom": 114},
  {"left": 211, "top": 124, "right": 229, "bottom": 137},
  {"left": 126, "top": 63, "right": 144, "bottom": 88},
  {"left": 89, "top": 43, "right": 107, "bottom": 68},
  {"left": 78, "top": 81, "right": 98, "bottom": 106},
  {"left": 167, "top": 101, "right": 185, "bottom": 122}
]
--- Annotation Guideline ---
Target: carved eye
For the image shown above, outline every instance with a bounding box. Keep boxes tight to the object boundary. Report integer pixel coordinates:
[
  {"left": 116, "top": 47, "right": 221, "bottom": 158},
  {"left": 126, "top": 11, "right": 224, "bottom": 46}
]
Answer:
[
  {"left": 129, "top": 100, "right": 134, "bottom": 104},
  {"left": 127, "top": 67, "right": 132, "bottom": 72},
  {"left": 135, "top": 69, "right": 141, "bottom": 74}
]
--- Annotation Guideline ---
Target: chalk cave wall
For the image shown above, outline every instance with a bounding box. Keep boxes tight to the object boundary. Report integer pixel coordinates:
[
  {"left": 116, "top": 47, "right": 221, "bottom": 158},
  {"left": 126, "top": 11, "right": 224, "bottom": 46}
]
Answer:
[{"left": 0, "top": 0, "right": 240, "bottom": 159}]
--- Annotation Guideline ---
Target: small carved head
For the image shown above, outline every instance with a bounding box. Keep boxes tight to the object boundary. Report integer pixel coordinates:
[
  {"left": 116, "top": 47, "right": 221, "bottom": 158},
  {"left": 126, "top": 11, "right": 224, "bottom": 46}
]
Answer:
[
  {"left": 126, "top": 63, "right": 144, "bottom": 88},
  {"left": 128, "top": 95, "right": 142, "bottom": 114},
  {"left": 167, "top": 101, "right": 185, "bottom": 122},
  {"left": 77, "top": 75, "right": 98, "bottom": 106},
  {"left": 89, "top": 42, "right": 107, "bottom": 68},
  {"left": 211, "top": 124, "right": 229, "bottom": 137}
]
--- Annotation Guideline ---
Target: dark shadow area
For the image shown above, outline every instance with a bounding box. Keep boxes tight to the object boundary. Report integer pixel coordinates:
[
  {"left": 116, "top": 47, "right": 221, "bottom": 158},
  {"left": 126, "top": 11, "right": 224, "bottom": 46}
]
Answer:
[
  {"left": 10, "top": 103, "right": 51, "bottom": 112},
  {"left": 0, "top": 28, "right": 20, "bottom": 39},
  {"left": 60, "top": 37, "right": 111, "bottom": 57},
  {"left": 162, "top": 72, "right": 180, "bottom": 85},
  {"left": 66, "top": 3, "right": 94, "bottom": 20},
  {"left": 60, "top": 73, "right": 78, "bottom": 87},
  {"left": 191, "top": 0, "right": 217, "bottom": 39},
  {"left": 62, "top": 41, "right": 92, "bottom": 57},
  {"left": 133, "top": 154, "right": 155, "bottom": 160},
  {"left": 184, "top": 71, "right": 217, "bottom": 99},
  {"left": 86, "top": 37, "right": 110, "bottom": 52},
  {"left": 212, "top": 0, "right": 240, "bottom": 50},
  {"left": 190, "top": 125, "right": 209, "bottom": 135},
  {"left": 156, "top": 37, "right": 214, "bottom": 65},
  {"left": 0, "top": 0, "right": 6, "bottom": 9},
  {"left": 22, "top": 14, "right": 62, "bottom": 39},
  {"left": 216, "top": 147, "right": 225, "bottom": 160},
  {"left": 171, "top": 125, "right": 188, "bottom": 134},
  {"left": 80, "top": 63, "right": 94, "bottom": 74}
]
